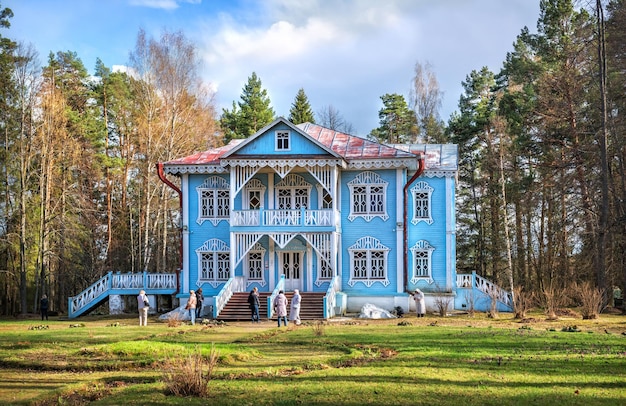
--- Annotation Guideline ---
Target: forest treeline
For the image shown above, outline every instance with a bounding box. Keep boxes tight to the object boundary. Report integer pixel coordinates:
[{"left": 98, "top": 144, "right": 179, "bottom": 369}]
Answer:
[{"left": 0, "top": 0, "right": 624, "bottom": 315}]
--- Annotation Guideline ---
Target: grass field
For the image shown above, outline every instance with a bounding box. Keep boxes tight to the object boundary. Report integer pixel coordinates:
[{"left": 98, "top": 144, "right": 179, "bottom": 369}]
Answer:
[{"left": 1, "top": 311, "right": 625, "bottom": 405}]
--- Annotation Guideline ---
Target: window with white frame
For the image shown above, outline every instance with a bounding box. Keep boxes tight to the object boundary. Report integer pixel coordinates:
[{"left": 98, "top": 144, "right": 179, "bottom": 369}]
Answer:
[
  {"left": 410, "top": 240, "right": 435, "bottom": 283},
  {"left": 275, "top": 174, "right": 311, "bottom": 209},
  {"left": 347, "top": 171, "right": 389, "bottom": 222},
  {"left": 411, "top": 181, "right": 434, "bottom": 225},
  {"left": 316, "top": 185, "right": 333, "bottom": 209},
  {"left": 244, "top": 179, "right": 266, "bottom": 210},
  {"left": 196, "top": 239, "right": 230, "bottom": 287},
  {"left": 348, "top": 236, "right": 390, "bottom": 287},
  {"left": 245, "top": 243, "right": 266, "bottom": 287},
  {"left": 196, "top": 176, "right": 230, "bottom": 226},
  {"left": 275, "top": 130, "right": 290, "bottom": 151}
]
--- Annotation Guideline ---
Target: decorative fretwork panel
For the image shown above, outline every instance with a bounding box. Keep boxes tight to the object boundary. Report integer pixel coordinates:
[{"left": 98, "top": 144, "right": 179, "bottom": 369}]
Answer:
[
  {"left": 347, "top": 171, "right": 389, "bottom": 222},
  {"left": 196, "top": 176, "right": 230, "bottom": 226},
  {"left": 410, "top": 181, "right": 434, "bottom": 225},
  {"left": 196, "top": 238, "right": 230, "bottom": 288},
  {"left": 348, "top": 236, "right": 390, "bottom": 287},
  {"left": 410, "top": 240, "right": 435, "bottom": 284}
]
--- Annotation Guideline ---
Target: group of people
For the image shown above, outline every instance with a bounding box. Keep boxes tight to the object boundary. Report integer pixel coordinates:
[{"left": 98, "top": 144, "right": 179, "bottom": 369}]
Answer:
[
  {"left": 248, "top": 288, "right": 301, "bottom": 326},
  {"left": 136, "top": 287, "right": 426, "bottom": 327}
]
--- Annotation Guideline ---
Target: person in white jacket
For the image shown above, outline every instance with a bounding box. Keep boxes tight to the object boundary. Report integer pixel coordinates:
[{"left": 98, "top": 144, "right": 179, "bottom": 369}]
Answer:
[
  {"left": 413, "top": 289, "right": 425, "bottom": 317},
  {"left": 289, "top": 289, "right": 301, "bottom": 325},
  {"left": 137, "top": 290, "right": 149, "bottom": 326}
]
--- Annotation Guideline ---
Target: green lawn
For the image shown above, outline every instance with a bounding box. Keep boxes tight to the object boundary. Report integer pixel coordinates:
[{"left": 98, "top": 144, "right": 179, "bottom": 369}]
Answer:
[{"left": 1, "top": 312, "right": 625, "bottom": 405}]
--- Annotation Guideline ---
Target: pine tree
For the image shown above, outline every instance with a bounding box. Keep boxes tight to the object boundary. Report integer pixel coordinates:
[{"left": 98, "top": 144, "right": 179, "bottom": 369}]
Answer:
[
  {"left": 220, "top": 72, "right": 274, "bottom": 140},
  {"left": 288, "top": 88, "right": 315, "bottom": 124},
  {"left": 369, "top": 93, "right": 417, "bottom": 144}
]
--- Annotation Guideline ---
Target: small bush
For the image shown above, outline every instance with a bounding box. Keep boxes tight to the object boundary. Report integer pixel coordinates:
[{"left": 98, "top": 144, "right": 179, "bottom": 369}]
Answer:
[
  {"left": 312, "top": 321, "right": 325, "bottom": 337},
  {"left": 434, "top": 284, "right": 452, "bottom": 317},
  {"left": 513, "top": 286, "right": 534, "bottom": 319},
  {"left": 167, "top": 313, "right": 183, "bottom": 328},
  {"left": 162, "top": 344, "right": 219, "bottom": 398},
  {"left": 574, "top": 281, "right": 603, "bottom": 320},
  {"left": 540, "top": 285, "right": 569, "bottom": 320}
]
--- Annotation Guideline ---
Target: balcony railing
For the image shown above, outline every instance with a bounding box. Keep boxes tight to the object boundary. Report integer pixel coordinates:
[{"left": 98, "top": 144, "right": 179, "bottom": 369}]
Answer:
[{"left": 232, "top": 208, "right": 334, "bottom": 227}]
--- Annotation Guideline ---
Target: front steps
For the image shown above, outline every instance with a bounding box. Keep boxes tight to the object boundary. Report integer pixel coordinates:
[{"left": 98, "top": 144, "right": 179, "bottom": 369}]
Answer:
[{"left": 217, "top": 292, "right": 325, "bottom": 321}]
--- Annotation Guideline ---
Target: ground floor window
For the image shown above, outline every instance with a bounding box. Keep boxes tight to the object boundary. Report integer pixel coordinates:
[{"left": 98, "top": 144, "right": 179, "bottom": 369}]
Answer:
[
  {"left": 196, "top": 239, "right": 230, "bottom": 287},
  {"left": 410, "top": 240, "right": 435, "bottom": 283},
  {"left": 348, "top": 236, "right": 390, "bottom": 287}
]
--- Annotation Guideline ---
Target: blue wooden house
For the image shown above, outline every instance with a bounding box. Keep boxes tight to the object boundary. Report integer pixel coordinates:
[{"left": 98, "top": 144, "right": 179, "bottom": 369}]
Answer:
[{"left": 68, "top": 117, "right": 512, "bottom": 319}]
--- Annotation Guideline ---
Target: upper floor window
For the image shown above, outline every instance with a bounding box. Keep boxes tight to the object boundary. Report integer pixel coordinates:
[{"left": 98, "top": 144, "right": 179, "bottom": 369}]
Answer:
[
  {"left": 348, "top": 236, "right": 390, "bottom": 287},
  {"left": 347, "top": 171, "right": 389, "bottom": 222},
  {"left": 410, "top": 240, "right": 435, "bottom": 283},
  {"left": 411, "top": 181, "right": 433, "bottom": 225},
  {"left": 196, "top": 176, "right": 230, "bottom": 226},
  {"left": 276, "top": 130, "right": 290, "bottom": 151},
  {"left": 244, "top": 179, "right": 266, "bottom": 210},
  {"left": 196, "top": 239, "right": 230, "bottom": 287},
  {"left": 275, "top": 174, "right": 311, "bottom": 209}
]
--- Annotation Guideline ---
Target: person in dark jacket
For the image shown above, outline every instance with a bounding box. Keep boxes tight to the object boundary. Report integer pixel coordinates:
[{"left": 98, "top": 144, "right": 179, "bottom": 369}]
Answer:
[
  {"left": 195, "top": 288, "right": 204, "bottom": 319},
  {"left": 248, "top": 287, "right": 260, "bottom": 322},
  {"left": 40, "top": 294, "right": 49, "bottom": 321}
]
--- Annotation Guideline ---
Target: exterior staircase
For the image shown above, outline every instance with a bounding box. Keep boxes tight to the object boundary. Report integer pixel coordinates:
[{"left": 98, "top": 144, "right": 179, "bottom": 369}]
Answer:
[{"left": 217, "top": 291, "right": 325, "bottom": 321}]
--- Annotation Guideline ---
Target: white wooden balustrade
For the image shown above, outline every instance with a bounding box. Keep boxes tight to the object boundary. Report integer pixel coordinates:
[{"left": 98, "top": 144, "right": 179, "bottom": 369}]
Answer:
[{"left": 231, "top": 209, "right": 333, "bottom": 227}]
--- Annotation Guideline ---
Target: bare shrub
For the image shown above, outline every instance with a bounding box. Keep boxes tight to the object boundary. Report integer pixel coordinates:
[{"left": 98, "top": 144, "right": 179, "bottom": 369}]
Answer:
[
  {"left": 434, "top": 284, "right": 452, "bottom": 317},
  {"left": 512, "top": 286, "right": 534, "bottom": 319},
  {"left": 167, "top": 312, "right": 183, "bottom": 328},
  {"left": 573, "top": 281, "right": 603, "bottom": 320},
  {"left": 463, "top": 290, "right": 475, "bottom": 317},
  {"left": 540, "top": 285, "right": 569, "bottom": 320},
  {"left": 312, "top": 321, "right": 325, "bottom": 337},
  {"left": 487, "top": 287, "right": 499, "bottom": 319},
  {"left": 162, "top": 344, "right": 219, "bottom": 398}
]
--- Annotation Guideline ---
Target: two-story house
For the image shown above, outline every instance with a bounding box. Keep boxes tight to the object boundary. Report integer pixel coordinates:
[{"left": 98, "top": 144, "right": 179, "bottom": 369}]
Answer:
[{"left": 67, "top": 117, "right": 512, "bottom": 319}]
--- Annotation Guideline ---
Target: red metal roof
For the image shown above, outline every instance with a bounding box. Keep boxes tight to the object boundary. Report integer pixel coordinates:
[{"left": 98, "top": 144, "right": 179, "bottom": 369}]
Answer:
[
  {"left": 300, "top": 123, "right": 416, "bottom": 160},
  {"left": 163, "top": 123, "right": 418, "bottom": 167}
]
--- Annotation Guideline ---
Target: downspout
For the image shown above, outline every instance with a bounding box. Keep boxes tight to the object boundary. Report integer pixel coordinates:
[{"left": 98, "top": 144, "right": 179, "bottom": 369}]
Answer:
[
  {"left": 403, "top": 156, "right": 425, "bottom": 292},
  {"left": 156, "top": 162, "right": 182, "bottom": 294}
]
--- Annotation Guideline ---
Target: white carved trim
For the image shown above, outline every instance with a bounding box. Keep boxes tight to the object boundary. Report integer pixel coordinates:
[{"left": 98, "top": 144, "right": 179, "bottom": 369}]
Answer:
[
  {"left": 195, "top": 239, "right": 230, "bottom": 288},
  {"left": 347, "top": 159, "right": 414, "bottom": 169},
  {"left": 164, "top": 165, "right": 228, "bottom": 175},
  {"left": 245, "top": 243, "right": 267, "bottom": 288},
  {"left": 244, "top": 179, "right": 266, "bottom": 209},
  {"left": 410, "top": 240, "right": 435, "bottom": 284},
  {"left": 347, "top": 171, "right": 389, "bottom": 222},
  {"left": 347, "top": 236, "right": 390, "bottom": 287},
  {"left": 410, "top": 181, "right": 434, "bottom": 225},
  {"left": 196, "top": 176, "right": 230, "bottom": 226},
  {"left": 233, "top": 233, "right": 264, "bottom": 269},
  {"left": 422, "top": 170, "right": 457, "bottom": 178}
]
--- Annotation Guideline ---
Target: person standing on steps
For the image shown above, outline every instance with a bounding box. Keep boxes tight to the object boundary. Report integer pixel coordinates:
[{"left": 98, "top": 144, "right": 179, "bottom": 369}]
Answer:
[
  {"left": 274, "top": 290, "right": 288, "bottom": 327},
  {"left": 413, "top": 288, "right": 425, "bottom": 317},
  {"left": 248, "top": 287, "right": 260, "bottom": 323},
  {"left": 289, "top": 289, "right": 301, "bottom": 325},
  {"left": 137, "top": 290, "right": 149, "bottom": 326}
]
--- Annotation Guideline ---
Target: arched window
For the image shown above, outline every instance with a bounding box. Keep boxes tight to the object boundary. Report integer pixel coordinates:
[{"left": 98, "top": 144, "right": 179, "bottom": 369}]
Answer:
[
  {"left": 196, "top": 239, "right": 230, "bottom": 287},
  {"left": 196, "top": 176, "right": 230, "bottom": 226},
  {"left": 348, "top": 236, "right": 390, "bottom": 287}
]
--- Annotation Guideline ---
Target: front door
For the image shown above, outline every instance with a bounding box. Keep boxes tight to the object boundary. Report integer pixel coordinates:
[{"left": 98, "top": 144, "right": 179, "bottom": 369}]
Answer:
[{"left": 281, "top": 251, "right": 303, "bottom": 291}]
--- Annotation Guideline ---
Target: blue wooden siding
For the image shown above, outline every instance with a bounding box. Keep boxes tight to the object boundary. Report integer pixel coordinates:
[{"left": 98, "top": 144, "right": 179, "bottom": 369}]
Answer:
[
  {"left": 235, "top": 123, "right": 329, "bottom": 156},
  {"left": 406, "top": 176, "right": 450, "bottom": 292},
  {"left": 339, "top": 169, "right": 400, "bottom": 296}
]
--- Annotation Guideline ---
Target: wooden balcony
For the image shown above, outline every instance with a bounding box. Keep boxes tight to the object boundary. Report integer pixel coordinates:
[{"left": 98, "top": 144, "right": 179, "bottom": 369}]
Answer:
[{"left": 231, "top": 208, "right": 335, "bottom": 228}]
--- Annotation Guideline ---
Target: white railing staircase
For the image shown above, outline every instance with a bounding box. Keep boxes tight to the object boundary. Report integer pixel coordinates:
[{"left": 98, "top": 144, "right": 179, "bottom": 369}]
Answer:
[
  {"left": 456, "top": 271, "right": 513, "bottom": 311},
  {"left": 68, "top": 271, "right": 177, "bottom": 319}
]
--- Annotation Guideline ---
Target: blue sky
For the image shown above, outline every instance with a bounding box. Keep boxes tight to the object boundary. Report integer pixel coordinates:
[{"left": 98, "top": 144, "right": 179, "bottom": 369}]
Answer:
[{"left": 7, "top": 0, "right": 541, "bottom": 136}]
